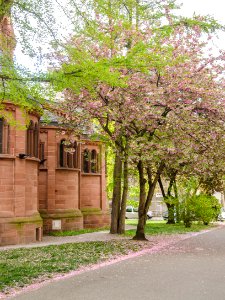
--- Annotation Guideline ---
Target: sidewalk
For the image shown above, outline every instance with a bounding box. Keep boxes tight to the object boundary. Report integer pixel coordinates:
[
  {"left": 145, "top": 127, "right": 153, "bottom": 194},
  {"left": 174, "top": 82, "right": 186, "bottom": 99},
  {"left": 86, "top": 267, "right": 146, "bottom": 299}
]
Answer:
[{"left": 0, "top": 225, "right": 136, "bottom": 251}]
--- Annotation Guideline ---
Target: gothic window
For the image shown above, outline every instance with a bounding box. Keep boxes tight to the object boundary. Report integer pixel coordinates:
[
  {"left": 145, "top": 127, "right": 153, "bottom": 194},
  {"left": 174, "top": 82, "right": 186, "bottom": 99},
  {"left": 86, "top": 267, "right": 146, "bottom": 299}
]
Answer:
[
  {"left": 91, "top": 150, "right": 97, "bottom": 173},
  {"left": 59, "top": 139, "right": 77, "bottom": 168},
  {"left": 0, "top": 118, "right": 10, "bottom": 154},
  {"left": 83, "top": 149, "right": 100, "bottom": 173},
  {"left": 83, "top": 149, "right": 90, "bottom": 173},
  {"left": 0, "top": 118, "right": 3, "bottom": 153},
  {"left": 59, "top": 139, "right": 66, "bottom": 167},
  {"left": 39, "top": 142, "right": 45, "bottom": 161},
  {"left": 27, "top": 121, "right": 39, "bottom": 158},
  {"left": 27, "top": 120, "right": 33, "bottom": 156},
  {"left": 33, "top": 123, "right": 39, "bottom": 158},
  {"left": 39, "top": 142, "right": 45, "bottom": 166}
]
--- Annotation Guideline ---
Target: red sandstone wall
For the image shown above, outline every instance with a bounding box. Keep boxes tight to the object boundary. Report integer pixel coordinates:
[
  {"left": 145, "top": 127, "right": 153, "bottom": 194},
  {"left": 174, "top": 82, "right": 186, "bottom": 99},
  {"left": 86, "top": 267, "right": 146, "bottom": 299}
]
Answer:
[
  {"left": 55, "top": 169, "right": 79, "bottom": 210},
  {"left": 0, "top": 104, "right": 43, "bottom": 245},
  {"left": 38, "top": 170, "right": 47, "bottom": 210},
  {"left": 80, "top": 142, "right": 108, "bottom": 211},
  {"left": 39, "top": 128, "right": 81, "bottom": 213},
  {"left": 80, "top": 174, "right": 101, "bottom": 208},
  {"left": 13, "top": 108, "right": 40, "bottom": 218},
  {"left": 38, "top": 128, "right": 109, "bottom": 233},
  {"left": 0, "top": 158, "right": 14, "bottom": 217},
  {"left": 25, "top": 160, "right": 39, "bottom": 215}
]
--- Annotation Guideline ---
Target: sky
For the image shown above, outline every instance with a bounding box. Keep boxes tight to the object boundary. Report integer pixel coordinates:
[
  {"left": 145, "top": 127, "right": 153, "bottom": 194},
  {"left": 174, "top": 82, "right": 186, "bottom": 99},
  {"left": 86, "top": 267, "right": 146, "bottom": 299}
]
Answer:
[
  {"left": 179, "top": 0, "right": 225, "bottom": 50},
  {"left": 180, "top": 0, "right": 225, "bottom": 22},
  {"left": 15, "top": 0, "right": 225, "bottom": 71}
]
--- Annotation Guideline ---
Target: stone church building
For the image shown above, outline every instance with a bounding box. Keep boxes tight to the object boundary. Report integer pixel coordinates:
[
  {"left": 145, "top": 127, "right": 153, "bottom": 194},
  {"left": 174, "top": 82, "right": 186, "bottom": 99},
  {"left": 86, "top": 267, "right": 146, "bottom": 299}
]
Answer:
[
  {"left": 0, "top": 103, "right": 109, "bottom": 246},
  {"left": 0, "top": 13, "right": 109, "bottom": 246}
]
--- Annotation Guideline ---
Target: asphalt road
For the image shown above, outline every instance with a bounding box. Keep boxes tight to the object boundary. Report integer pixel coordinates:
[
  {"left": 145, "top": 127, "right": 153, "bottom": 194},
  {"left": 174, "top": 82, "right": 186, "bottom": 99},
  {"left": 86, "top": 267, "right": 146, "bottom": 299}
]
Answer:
[{"left": 11, "top": 226, "right": 225, "bottom": 300}]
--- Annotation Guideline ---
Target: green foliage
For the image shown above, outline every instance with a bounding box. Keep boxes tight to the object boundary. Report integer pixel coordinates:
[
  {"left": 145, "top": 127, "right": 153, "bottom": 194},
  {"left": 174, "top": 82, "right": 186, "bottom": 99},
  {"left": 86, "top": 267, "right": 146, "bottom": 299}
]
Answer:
[
  {"left": 0, "top": 0, "right": 13, "bottom": 20},
  {"left": 126, "top": 199, "right": 139, "bottom": 208},
  {"left": 190, "top": 194, "right": 221, "bottom": 225},
  {"left": 105, "top": 146, "right": 115, "bottom": 200},
  {"left": 177, "top": 178, "right": 221, "bottom": 226},
  {"left": 0, "top": 0, "right": 61, "bottom": 112},
  {"left": 164, "top": 195, "right": 177, "bottom": 206}
]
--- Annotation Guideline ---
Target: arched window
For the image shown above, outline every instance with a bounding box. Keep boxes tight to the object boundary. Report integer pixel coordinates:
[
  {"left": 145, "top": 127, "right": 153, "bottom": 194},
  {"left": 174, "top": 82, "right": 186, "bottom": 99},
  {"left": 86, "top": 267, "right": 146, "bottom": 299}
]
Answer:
[
  {"left": 83, "top": 149, "right": 99, "bottom": 173},
  {"left": 33, "top": 123, "right": 39, "bottom": 158},
  {"left": 59, "top": 139, "right": 66, "bottom": 167},
  {"left": 27, "top": 121, "right": 34, "bottom": 156},
  {"left": 91, "top": 150, "right": 97, "bottom": 173},
  {"left": 39, "top": 142, "right": 45, "bottom": 165},
  {"left": 0, "top": 118, "right": 10, "bottom": 154},
  {"left": 83, "top": 149, "right": 90, "bottom": 173},
  {"left": 59, "top": 140, "right": 77, "bottom": 168},
  {"left": 27, "top": 121, "right": 39, "bottom": 158},
  {"left": 0, "top": 118, "right": 4, "bottom": 154}
]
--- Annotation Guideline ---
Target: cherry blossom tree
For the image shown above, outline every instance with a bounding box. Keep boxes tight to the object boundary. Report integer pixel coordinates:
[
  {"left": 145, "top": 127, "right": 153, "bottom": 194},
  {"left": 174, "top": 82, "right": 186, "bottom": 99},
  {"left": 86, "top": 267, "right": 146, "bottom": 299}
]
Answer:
[{"left": 49, "top": 0, "right": 225, "bottom": 239}]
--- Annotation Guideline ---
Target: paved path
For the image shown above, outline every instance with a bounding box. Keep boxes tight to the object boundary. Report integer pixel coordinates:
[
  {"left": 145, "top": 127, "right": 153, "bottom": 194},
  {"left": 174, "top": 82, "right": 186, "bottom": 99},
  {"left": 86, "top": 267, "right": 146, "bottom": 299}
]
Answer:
[
  {"left": 0, "top": 231, "right": 124, "bottom": 251},
  {"left": 9, "top": 225, "right": 225, "bottom": 300},
  {"left": 0, "top": 225, "right": 137, "bottom": 251}
]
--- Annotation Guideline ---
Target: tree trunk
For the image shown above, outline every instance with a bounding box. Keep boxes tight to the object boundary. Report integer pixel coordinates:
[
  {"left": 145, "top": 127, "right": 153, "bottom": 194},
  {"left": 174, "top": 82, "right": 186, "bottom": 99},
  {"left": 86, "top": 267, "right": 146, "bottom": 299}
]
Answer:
[
  {"left": 118, "top": 153, "right": 129, "bottom": 234},
  {"left": 158, "top": 175, "right": 175, "bottom": 223},
  {"left": 159, "top": 171, "right": 177, "bottom": 224},
  {"left": 110, "top": 152, "right": 122, "bottom": 234},
  {"left": 158, "top": 175, "right": 166, "bottom": 198},
  {"left": 145, "top": 166, "right": 160, "bottom": 213},
  {"left": 166, "top": 203, "right": 175, "bottom": 224},
  {"left": 184, "top": 208, "right": 192, "bottom": 228},
  {"left": 173, "top": 179, "right": 180, "bottom": 223},
  {"left": 133, "top": 160, "right": 147, "bottom": 240},
  {"left": 133, "top": 162, "right": 164, "bottom": 240},
  {"left": 166, "top": 174, "right": 176, "bottom": 224},
  {"left": 134, "top": 213, "right": 147, "bottom": 240},
  {"left": 184, "top": 198, "right": 192, "bottom": 228}
]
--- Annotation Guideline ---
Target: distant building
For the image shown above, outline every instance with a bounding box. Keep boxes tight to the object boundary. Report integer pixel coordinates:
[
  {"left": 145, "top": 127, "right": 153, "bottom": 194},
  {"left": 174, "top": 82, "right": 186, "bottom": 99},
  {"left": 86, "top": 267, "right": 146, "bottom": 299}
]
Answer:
[{"left": 149, "top": 186, "right": 167, "bottom": 218}]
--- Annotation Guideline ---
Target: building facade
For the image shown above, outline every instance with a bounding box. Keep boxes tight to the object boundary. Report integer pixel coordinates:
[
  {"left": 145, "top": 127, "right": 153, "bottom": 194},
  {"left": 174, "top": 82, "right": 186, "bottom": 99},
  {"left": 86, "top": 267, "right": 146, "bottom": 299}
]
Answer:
[{"left": 0, "top": 103, "right": 109, "bottom": 246}]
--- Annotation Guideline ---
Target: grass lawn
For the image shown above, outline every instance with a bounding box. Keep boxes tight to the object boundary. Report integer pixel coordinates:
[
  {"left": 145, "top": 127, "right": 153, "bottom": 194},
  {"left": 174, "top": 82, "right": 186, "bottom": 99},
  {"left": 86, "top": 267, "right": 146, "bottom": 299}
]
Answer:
[
  {"left": 125, "top": 220, "right": 214, "bottom": 236},
  {"left": 0, "top": 240, "right": 146, "bottom": 294},
  {"left": 49, "top": 220, "right": 214, "bottom": 237},
  {"left": 49, "top": 226, "right": 109, "bottom": 237}
]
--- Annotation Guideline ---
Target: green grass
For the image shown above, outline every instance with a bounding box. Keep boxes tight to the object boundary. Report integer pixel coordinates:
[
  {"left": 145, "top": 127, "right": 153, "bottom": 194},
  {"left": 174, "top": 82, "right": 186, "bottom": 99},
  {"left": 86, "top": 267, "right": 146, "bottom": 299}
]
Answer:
[
  {"left": 124, "top": 220, "right": 214, "bottom": 236},
  {"left": 49, "top": 226, "right": 109, "bottom": 237},
  {"left": 49, "top": 220, "right": 214, "bottom": 237},
  {"left": 0, "top": 240, "right": 146, "bottom": 294}
]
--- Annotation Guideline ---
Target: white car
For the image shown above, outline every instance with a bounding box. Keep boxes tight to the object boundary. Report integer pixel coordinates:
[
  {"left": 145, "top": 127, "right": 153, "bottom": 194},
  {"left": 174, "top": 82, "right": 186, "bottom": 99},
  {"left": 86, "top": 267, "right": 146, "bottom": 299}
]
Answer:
[
  {"left": 218, "top": 208, "right": 225, "bottom": 221},
  {"left": 125, "top": 206, "right": 153, "bottom": 219}
]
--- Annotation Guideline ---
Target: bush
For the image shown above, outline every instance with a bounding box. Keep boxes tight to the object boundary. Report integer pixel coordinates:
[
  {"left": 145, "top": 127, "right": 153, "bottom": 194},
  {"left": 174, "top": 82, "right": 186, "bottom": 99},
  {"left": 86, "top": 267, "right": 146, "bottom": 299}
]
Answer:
[{"left": 189, "top": 194, "right": 221, "bottom": 225}]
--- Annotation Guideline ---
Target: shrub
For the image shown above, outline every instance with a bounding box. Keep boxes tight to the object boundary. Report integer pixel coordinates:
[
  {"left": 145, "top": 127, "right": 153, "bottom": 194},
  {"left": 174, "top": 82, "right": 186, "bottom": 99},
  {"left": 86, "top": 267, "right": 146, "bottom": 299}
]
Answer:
[{"left": 189, "top": 194, "right": 221, "bottom": 225}]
